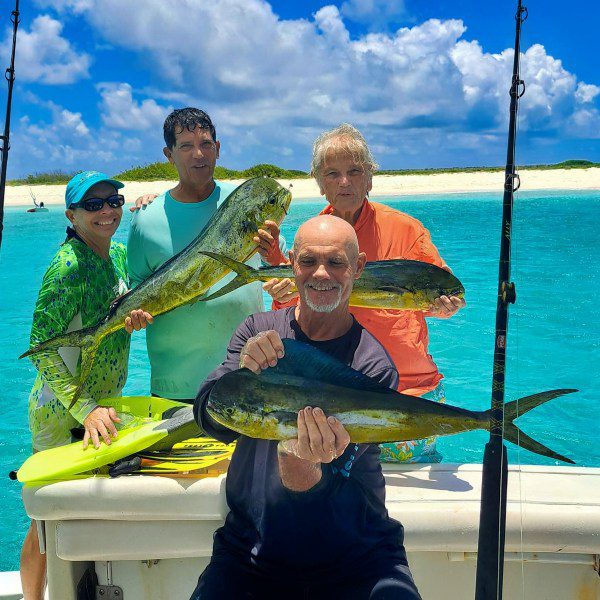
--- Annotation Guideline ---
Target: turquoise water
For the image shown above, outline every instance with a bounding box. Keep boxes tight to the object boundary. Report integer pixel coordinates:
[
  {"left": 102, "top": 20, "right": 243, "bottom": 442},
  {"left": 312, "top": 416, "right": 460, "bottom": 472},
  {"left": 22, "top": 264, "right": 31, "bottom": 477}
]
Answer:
[{"left": 1, "top": 190, "right": 599, "bottom": 570}]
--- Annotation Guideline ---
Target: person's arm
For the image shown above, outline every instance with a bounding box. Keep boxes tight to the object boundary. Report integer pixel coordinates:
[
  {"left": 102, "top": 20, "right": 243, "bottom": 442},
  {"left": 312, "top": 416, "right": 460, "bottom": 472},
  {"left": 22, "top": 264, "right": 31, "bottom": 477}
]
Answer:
[
  {"left": 129, "top": 193, "right": 158, "bottom": 212},
  {"left": 254, "top": 220, "right": 303, "bottom": 307},
  {"left": 29, "top": 256, "right": 99, "bottom": 425},
  {"left": 277, "top": 407, "right": 351, "bottom": 492},
  {"left": 264, "top": 279, "right": 299, "bottom": 307},
  {"left": 30, "top": 251, "right": 153, "bottom": 446},
  {"left": 234, "top": 330, "right": 358, "bottom": 493}
]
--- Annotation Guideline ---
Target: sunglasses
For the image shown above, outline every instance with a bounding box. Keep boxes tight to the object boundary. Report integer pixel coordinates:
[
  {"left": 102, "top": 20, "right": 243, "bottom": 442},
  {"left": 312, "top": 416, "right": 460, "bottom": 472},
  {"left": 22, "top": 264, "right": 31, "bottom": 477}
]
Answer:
[{"left": 70, "top": 194, "right": 125, "bottom": 212}]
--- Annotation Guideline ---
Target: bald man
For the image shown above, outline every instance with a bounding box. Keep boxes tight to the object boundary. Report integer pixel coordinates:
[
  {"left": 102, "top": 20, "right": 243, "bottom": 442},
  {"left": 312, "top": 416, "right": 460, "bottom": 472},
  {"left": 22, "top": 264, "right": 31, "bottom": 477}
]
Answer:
[{"left": 191, "top": 216, "right": 421, "bottom": 600}]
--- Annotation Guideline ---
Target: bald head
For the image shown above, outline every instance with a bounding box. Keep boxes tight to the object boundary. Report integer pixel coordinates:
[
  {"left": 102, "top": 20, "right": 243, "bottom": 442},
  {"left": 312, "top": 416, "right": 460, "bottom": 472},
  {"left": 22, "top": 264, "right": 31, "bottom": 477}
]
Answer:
[
  {"left": 291, "top": 215, "right": 366, "bottom": 314},
  {"left": 293, "top": 215, "right": 359, "bottom": 261}
]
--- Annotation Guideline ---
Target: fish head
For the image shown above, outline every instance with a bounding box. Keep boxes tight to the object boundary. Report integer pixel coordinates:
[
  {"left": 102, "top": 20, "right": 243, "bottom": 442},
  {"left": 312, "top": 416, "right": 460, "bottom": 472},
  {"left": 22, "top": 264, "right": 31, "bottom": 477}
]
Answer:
[
  {"left": 438, "top": 269, "right": 465, "bottom": 299},
  {"left": 207, "top": 367, "right": 294, "bottom": 438},
  {"left": 411, "top": 263, "right": 465, "bottom": 301},
  {"left": 207, "top": 369, "right": 264, "bottom": 431},
  {"left": 233, "top": 177, "right": 292, "bottom": 237},
  {"left": 206, "top": 397, "right": 255, "bottom": 432}
]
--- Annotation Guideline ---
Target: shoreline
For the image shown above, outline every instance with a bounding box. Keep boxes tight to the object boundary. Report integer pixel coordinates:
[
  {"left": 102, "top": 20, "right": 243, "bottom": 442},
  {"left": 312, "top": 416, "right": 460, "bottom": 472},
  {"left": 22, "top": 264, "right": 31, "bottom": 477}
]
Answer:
[{"left": 4, "top": 167, "right": 600, "bottom": 207}]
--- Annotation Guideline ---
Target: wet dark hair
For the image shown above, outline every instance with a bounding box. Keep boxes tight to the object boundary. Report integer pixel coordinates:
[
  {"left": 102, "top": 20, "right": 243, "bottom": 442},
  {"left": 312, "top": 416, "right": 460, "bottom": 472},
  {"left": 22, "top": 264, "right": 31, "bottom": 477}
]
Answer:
[{"left": 163, "top": 108, "right": 216, "bottom": 149}]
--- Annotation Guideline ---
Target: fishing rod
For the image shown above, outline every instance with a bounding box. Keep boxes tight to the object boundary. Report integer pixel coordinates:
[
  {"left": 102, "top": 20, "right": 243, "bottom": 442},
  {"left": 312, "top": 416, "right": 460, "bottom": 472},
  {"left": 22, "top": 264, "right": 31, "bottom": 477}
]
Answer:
[
  {"left": 474, "top": 1, "right": 527, "bottom": 598},
  {"left": 0, "top": 0, "right": 20, "bottom": 251}
]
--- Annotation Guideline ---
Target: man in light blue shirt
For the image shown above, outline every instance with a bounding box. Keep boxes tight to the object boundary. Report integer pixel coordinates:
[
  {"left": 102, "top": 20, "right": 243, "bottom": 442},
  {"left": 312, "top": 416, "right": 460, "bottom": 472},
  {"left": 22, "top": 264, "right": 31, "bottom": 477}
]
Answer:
[{"left": 127, "top": 108, "right": 269, "bottom": 401}]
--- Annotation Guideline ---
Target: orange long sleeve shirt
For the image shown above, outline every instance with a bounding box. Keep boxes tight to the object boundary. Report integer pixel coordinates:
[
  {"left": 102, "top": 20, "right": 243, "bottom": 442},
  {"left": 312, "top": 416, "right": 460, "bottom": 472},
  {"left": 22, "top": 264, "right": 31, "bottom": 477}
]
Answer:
[{"left": 275, "top": 199, "right": 448, "bottom": 396}]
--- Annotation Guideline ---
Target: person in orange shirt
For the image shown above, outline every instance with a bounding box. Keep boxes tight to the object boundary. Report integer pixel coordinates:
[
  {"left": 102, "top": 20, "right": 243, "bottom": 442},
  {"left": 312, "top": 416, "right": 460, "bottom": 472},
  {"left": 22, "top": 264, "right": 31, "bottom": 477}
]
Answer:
[{"left": 255, "top": 123, "right": 465, "bottom": 463}]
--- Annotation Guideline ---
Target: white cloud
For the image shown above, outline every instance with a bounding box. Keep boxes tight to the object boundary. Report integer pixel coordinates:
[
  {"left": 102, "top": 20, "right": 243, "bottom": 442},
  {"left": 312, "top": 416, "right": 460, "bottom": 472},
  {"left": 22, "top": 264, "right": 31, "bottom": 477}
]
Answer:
[
  {"left": 57, "top": 108, "right": 90, "bottom": 137},
  {"left": 7, "top": 15, "right": 90, "bottom": 84},
  {"left": 314, "top": 6, "right": 350, "bottom": 46},
  {"left": 575, "top": 82, "right": 600, "bottom": 104},
  {"left": 47, "top": 0, "right": 597, "bottom": 138},
  {"left": 11, "top": 0, "right": 600, "bottom": 173},
  {"left": 450, "top": 41, "right": 600, "bottom": 137},
  {"left": 9, "top": 93, "right": 167, "bottom": 178},
  {"left": 97, "top": 82, "right": 172, "bottom": 131}
]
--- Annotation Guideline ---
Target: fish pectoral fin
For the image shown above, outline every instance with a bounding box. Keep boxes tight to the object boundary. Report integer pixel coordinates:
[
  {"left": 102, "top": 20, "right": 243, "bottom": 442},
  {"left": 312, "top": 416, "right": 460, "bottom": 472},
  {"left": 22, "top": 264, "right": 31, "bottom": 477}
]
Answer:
[
  {"left": 199, "top": 275, "right": 248, "bottom": 303},
  {"left": 67, "top": 344, "right": 100, "bottom": 410},
  {"left": 268, "top": 410, "right": 297, "bottom": 426},
  {"left": 198, "top": 252, "right": 254, "bottom": 277}
]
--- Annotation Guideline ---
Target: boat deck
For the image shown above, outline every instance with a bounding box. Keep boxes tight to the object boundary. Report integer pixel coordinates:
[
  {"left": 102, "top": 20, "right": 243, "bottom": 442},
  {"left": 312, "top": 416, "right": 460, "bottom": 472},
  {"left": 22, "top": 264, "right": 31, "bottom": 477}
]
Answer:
[{"left": 14, "top": 463, "right": 600, "bottom": 599}]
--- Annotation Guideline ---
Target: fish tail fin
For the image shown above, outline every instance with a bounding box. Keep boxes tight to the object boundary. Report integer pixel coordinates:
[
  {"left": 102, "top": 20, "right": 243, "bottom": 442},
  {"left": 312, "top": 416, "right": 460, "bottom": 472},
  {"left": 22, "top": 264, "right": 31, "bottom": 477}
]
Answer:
[
  {"left": 198, "top": 251, "right": 259, "bottom": 302},
  {"left": 19, "top": 326, "right": 96, "bottom": 360},
  {"left": 67, "top": 338, "right": 102, "bottom": 409},
  {"left": 498, "top": 389, "right": 578, "bottom": 464}
]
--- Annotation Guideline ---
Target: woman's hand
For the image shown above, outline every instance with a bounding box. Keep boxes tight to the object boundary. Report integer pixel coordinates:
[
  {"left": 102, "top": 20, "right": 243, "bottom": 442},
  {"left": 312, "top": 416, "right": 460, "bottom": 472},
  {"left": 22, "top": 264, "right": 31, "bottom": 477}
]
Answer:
[{"left": 82, "top": 406, "right": 121, "bottom": 449}]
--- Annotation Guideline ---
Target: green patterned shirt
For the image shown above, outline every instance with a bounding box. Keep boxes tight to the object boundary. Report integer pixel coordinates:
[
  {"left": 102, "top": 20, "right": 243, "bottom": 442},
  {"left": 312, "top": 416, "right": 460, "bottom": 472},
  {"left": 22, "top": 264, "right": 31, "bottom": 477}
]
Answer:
[{"left": 28, "top": 237, "right": 130, "bottom": 449}]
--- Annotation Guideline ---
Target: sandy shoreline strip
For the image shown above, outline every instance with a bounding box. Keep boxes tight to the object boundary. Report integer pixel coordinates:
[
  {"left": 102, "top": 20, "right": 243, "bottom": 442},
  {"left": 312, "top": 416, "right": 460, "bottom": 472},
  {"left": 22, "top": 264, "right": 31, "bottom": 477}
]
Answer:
[{"left": 5, "top": 167, "right": 600, "bottom": 207}]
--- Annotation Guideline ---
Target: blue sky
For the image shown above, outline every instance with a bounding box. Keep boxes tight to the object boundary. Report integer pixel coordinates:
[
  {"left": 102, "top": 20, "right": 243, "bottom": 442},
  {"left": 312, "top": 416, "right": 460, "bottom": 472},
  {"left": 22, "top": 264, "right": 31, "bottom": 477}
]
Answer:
[{"left": 1, "top": 0, "right": 598, "bottom": 178}]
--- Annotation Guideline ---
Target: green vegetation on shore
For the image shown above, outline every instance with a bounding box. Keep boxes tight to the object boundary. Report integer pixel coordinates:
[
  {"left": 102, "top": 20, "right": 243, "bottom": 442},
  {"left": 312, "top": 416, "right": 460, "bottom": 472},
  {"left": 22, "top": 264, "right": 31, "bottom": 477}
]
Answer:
[
  {"left": 8, "top": 159, "right": 599, "bottom": 185},
  {"left": 115, "top": 162, "right": 308, "bottom": 181},
  {"left": 8, "top": 170, "right": 74, "bottom": 185},
  {"left": 378, "top": 160, "right": 599, "bottom": 176}
]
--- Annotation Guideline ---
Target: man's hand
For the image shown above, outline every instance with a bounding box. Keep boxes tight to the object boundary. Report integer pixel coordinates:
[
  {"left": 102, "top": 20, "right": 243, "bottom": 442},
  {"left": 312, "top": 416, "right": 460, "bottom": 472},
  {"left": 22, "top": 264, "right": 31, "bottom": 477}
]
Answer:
[
  {"left": 129, "top": 193, "right": 158, "bottom": 212},
  {"left": 253, "top": 220, "right": 287, "bottom": 265},
  {"left": 239, "top": 330, "right": 285, "bottom": 374},
  {"left": 279, "top": 407, "right": 350, "bottom": 464},
  {"left": 124, "top": 309, "right": 154, "bottom": 333},
  {"left": 429, "top": 295, "right": 466, "bottom": 318},
  {"left": 263, "top": 278, "right": 299, "bottom": 304},
  {"left": 82, "top": 406, "right": 121, "bottom": 449}
]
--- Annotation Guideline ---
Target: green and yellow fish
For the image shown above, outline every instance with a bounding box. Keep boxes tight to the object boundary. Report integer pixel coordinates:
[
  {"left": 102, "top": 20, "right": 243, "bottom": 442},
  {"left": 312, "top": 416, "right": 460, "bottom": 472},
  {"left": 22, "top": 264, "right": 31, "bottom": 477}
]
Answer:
[
  {"left": 207, "top": 339, "right": 576, "bottom": 464},
  {"left": 199, "top": 251, "right": 465, "bottom": 310},
  {"left": 20, "top": 177, "right": 292, "bottom": 406}
]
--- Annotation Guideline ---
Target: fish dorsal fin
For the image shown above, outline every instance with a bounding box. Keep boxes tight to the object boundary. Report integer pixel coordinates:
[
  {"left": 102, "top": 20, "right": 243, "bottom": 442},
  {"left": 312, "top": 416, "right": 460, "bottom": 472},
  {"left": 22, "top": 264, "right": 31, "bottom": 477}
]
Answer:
[{"left": 264, "top": 338, "right": 394, "bottom": 395}]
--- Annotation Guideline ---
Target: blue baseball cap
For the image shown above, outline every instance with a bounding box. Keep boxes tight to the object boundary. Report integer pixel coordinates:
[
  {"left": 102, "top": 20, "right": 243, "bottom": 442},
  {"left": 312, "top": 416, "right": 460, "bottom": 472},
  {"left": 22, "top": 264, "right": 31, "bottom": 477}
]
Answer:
[{"left": 65, "top": 171, "right": 124, "bottom": 208}]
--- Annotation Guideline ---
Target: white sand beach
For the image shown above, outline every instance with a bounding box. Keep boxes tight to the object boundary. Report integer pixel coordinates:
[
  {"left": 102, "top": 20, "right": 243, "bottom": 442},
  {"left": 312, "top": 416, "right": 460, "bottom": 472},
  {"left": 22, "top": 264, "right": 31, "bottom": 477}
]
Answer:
[{"left": 5, "top": 167, "right": 600, "bottom": 207}]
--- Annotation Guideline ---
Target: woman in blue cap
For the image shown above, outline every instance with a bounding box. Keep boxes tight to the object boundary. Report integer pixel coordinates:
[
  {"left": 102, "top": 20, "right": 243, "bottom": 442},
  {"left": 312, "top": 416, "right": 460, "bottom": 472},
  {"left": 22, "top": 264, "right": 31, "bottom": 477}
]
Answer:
[{"left": 20, "top": 171, "right": 152, "bottom": 600}]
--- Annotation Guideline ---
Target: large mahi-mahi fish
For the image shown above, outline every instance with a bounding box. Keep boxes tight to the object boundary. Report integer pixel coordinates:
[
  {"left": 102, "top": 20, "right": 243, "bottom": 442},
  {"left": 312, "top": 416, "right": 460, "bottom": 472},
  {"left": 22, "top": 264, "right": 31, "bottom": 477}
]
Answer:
[
  {"left": 207, "top": 339, "right": 576, "bottom": 464},
  {"left": 20, "top": 177, "right": 292, "bottom": 406},
  {"left": 198, "top": 251, "right": 465, "bottom": 309}
]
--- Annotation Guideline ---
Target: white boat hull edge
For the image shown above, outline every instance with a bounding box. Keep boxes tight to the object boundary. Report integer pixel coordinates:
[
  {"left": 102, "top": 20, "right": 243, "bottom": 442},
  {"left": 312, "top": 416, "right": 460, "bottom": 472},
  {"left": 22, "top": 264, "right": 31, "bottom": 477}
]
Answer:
[{"left": 16, "top": 463, "right": 600, "bottom": 600}]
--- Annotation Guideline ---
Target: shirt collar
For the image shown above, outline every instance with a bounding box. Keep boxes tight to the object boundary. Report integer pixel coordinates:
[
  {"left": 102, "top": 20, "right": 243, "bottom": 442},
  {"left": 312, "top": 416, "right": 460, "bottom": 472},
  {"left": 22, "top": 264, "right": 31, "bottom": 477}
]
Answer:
[
  {"left": 320, "top": 198, "right": 373, "bottom": 232},
  {"left": 65, "top": 226, "right": 86, "bottom": 244}
]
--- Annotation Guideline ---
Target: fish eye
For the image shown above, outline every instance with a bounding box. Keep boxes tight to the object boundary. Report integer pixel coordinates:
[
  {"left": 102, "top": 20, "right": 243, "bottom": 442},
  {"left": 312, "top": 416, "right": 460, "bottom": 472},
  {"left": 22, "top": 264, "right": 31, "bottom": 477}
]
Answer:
[
  {"left": 268, "top": 195, "right": 277, "bottom": 205},
  {"left": 225, "top": 407, "right": 234, "bottom": 416}
]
